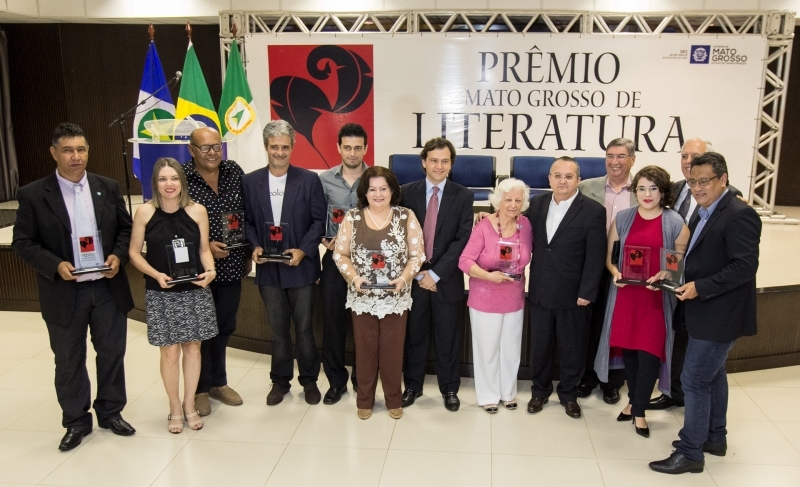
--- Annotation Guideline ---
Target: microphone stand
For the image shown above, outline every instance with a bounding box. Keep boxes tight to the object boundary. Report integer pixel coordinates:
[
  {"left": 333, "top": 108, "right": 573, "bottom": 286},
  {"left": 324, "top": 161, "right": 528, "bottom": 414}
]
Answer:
[{"left": 109, "top": 72, "right": 181, "bottom": 215}]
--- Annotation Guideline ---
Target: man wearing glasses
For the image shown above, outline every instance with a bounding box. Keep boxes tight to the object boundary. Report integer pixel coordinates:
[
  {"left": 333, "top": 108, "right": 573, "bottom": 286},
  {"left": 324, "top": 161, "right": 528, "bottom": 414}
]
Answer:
[
  {"left": 575, "top": 138, "right": 638, "bottom": 405},
  {"left": 650, "top": 152, "right": 760, "bottom": 474},
  {"left": 184, "top": 127, "right": 249, "bottom": 416},
  {"left": 525, "top": 157, "right": 606, "bottom": 418},
  {"left": 648, "top": 138, "right": 742, "bottom": 412}
]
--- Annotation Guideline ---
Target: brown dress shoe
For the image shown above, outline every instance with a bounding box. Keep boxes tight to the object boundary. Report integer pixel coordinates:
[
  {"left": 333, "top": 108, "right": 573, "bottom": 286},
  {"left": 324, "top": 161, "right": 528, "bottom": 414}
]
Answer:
[
  {"left": 527, "top": 397, "right": 548, "bottom": 413},
  {"left": 210, "top": 385, "right": 243, "bottom": 406},
  {"left": 389, "top": 408, "right": 403, "bottom": 419},
  {"left": 560, "top": 400, "right": 582, "bottom": 418},
  {"left": 195, "top": 392, "right": 211, "bottom": 416},
  {"left": 357, "top": 409, "right": 372, "bottom": 420},
  {"left": 303, "top": 383, "right": 321, "bottom": 405},
  {"left": 266, "top": 383, "right": 290, "bottom": 405}
]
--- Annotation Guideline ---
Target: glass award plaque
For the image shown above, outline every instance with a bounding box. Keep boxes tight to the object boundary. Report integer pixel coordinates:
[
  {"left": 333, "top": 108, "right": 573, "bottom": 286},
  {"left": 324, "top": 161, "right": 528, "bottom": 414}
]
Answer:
[
  {"left": 494, "top": 240, "right": 522, "bottom": 281},
  {"left": 221, "top": 211, "right": 247, "bottom": 250},
  {"left": 360, "top": 249, "right": 395, "bottom": 289},
  {"left": 257, "top": 222, "right": 291, "bottom": 263},
  {"left": 654, "top": 248, "right": 685, "bottom": 293},
  {"left": 166, "top": 239, "right": 202, "bottom": 284},
  {"left": 71, "top": 231, "right": 112, "bottom": 275},
  {"left": 617, "top": 245, "right": 651, "bottom": 285},
  {"left": 323, "top": 204, "right": 346, "bottom": 239}
]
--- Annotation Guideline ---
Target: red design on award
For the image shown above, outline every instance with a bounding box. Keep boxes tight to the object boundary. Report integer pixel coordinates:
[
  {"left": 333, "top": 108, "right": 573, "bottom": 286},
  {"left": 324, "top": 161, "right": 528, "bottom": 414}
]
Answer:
[
  {"left": 499, "top": 245, "right": 513, "bottom": 261},
  {"left": 227, "top": 214, "right": 240, "bottom": 230},
  {"left": 268, "top": 45, "right": 375, "bottom": 170},
  {"left": 371, "top": 253, "right": 385, "bottom": 269},
  {"left": 666, "top": 253, "right": 679, "bottom": 271},
  {"left": 270, "top": 225, "right": 283, "bottom": 241},
  {"left": 628, "top": 249, "right": 644, "bottom": 265},
  {"left": 331, "top": 208, "right": 345, "bottom": 224},
  {"left": 79, "top": 236, "right": 95, "bottom": 253}
]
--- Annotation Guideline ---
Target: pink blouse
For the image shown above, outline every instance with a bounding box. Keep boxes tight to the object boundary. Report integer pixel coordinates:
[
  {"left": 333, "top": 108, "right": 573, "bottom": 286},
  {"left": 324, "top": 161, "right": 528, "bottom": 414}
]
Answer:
[{"left": 458, "top": 215, "right": 532, "bottom": 314}]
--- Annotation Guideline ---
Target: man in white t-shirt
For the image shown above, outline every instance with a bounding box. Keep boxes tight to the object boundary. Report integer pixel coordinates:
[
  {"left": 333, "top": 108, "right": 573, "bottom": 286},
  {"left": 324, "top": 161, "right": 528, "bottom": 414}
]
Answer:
[{"left": 242, "top": 120, "right": 327, "bottom": 406}]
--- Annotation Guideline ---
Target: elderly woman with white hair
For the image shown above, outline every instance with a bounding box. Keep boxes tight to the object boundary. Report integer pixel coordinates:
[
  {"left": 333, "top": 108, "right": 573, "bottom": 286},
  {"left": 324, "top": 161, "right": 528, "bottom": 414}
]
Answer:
[{"left": 458, "top": 178, "right": 532, "bottom": 413}]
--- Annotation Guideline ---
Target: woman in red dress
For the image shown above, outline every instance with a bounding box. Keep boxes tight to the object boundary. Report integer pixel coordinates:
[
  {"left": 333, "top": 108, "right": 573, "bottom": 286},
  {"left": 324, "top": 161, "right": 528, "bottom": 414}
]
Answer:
[{"left": 603, "top": 166, "right": 689, "bottom": 438}]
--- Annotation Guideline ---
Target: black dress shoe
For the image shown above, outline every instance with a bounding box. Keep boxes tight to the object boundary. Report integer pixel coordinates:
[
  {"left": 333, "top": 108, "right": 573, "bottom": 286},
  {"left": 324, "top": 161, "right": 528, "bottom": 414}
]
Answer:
[
  {"left": 304, "top": 383, "right": 322, "bottom": 405},
  {"left": 602, "top": 388, "right": 621, "bottom": 405},
  {"left": 560, "top": 400, "right": 582, "bottom": 418},
  {"left": 526, "top": 397, "right": 548, "bottom": 413},
  {"left": 266, "top": 382, "right": 291, "bottom": 405},
  {"left": 576, "top": 381, "right": 595, "bottom": 398},
  {"left": 443, "top": 392, "right": 460, "bottom": 411},
  {"left": 98, "top": 417, "right": 136, "bottom": 436},
  {"left": 616, "top": 411, "right": 632, "bottom": 422},
  {"left": 649, "top": 451, "right": 705, "bottom": 474},
  {"left": 323, "top": 386, "right": 347, "bottom": 405},
  {"left": 671, "top": 439, "right": 727, "bottom": 456},
  {"left": 633, "top": 417, "right": 650, "bottom": 438},
  {"left": 648, "top": 394, "right": 684, "bottom": 410},
  {"left": 59, "top": 427, "right": 89, "bottom": 451},
  {"left": 401, "top": 389, "right": 422, "bottom": 407}
]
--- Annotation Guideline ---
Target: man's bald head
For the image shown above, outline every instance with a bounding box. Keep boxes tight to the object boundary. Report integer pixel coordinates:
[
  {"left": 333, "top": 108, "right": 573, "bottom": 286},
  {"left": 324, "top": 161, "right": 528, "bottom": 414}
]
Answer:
[{"left": 680, "top": 138, "right": 713, "bottom": 180}]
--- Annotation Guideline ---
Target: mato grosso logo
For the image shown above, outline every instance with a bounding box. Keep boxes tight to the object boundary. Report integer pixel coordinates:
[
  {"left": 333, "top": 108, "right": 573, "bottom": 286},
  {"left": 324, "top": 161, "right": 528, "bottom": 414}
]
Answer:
[{"left": 691, "top": 45, "right": 748, "bottom": 65}]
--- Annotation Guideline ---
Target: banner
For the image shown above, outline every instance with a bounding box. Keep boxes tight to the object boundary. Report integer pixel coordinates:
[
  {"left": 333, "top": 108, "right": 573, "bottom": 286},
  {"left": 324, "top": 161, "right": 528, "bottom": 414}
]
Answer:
[{"left": 247, "top": 35, "right": 765, "bottom": 196}]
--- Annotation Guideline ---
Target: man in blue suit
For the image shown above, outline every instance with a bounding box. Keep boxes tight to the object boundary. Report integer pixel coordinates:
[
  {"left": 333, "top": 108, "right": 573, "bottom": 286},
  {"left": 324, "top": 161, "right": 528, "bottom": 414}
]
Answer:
[{"left": 243, "top": 120, "right": 327, "bottom": 406}]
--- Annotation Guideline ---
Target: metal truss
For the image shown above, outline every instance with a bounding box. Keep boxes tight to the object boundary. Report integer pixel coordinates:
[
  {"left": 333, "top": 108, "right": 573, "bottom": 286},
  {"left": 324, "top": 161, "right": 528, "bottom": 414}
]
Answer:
[{"left": 219, "top": 9, "right": 797, "bottom": 223}]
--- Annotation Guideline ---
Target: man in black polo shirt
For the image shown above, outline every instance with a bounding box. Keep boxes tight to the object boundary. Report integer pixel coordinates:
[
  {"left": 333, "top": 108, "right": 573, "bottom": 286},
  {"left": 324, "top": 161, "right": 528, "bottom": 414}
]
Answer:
[{"left": 184, "top": 127, "right": 250, "bottom": 416}]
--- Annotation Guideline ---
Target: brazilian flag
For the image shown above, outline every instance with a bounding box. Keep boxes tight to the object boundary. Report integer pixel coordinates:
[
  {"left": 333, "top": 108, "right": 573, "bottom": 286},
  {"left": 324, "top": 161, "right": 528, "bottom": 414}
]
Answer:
[{"left": 175, "top": 41, "right": 221, "bottom": 132}]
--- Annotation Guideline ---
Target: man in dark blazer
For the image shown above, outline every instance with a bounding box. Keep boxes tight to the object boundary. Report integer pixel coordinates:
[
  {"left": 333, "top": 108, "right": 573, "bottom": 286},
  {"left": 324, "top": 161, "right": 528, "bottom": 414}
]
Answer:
[
  {"left": 12, "top": 123, "right": 136, "bottom": 451},
  {"left": 649, "top": 138, "right": 743, "bottom": 412},
  {"left": 650, "top": 152, "right": 761, "bottom": 475},
  {"left": 400, "top": 137, "right": 474, "bottom": 411},
  {"left": 526, "top": 157, "right": 606, "bottom": 419},
  {"left": 243, "top": 120, "right": 326, "bottom": 407}
]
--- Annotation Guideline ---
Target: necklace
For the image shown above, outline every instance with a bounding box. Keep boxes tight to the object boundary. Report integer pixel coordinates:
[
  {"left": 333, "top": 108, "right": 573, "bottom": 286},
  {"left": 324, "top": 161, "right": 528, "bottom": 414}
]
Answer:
[{"left": 367, "top": 207, "right": 392, "bottom": 229}]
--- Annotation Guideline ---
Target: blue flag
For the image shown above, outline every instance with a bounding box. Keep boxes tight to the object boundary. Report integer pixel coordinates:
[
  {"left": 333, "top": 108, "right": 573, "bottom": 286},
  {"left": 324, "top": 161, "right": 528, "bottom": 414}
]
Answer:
[{"left": 132, "top": 41, "right": 175, "bottom": 179}]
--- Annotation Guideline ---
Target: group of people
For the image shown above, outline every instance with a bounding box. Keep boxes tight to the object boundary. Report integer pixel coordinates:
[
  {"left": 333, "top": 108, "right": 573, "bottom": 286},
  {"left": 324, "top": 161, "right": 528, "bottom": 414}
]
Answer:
[{"left": 12, "top": 120, "right": 761, "bottom": 476}]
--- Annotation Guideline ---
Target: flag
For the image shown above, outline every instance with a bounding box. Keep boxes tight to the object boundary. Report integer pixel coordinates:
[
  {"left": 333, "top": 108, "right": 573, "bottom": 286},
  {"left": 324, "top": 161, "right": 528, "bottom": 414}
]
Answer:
[
  {"left": 132, "top": 41, "right": 175, "bottom": 179},
  {"left": 175, "top": 40, "right": 221, "bottom": 133},
  {"left": 218, "top": 40, "right": 266, "bottom": 173}
]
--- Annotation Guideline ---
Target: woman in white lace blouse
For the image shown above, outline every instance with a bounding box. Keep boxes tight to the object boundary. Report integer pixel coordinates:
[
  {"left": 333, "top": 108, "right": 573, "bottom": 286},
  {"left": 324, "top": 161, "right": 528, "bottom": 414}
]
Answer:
[{"left": 333, "top": 166, "right": 424, "bottom": 420}]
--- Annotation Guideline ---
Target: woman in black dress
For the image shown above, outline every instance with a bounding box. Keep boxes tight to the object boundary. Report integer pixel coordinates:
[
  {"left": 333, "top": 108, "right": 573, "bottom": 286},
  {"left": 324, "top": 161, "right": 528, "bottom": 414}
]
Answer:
[{"left": 129, "top": 157, "right": 217, "bottom": 434}]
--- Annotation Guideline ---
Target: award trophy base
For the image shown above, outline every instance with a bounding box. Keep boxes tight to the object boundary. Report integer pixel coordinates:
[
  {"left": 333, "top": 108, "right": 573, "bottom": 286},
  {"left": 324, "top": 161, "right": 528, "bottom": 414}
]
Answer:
[
  {"left": 257, "top": 252, "right": 292, "bottom": 264},
  {"left": 652, "top": 280, "right": 683, "bottom": 293},
  {"left": 502, "top": 272, "right": 522, "bottom": 281},
  {"left": 71, "top": 265, "right": 113, "bottom": 276},
  {"left": 168, "top": 275, "right": 203, "bottom": 285},
  {"left": 222, "top": 242, "right": 248, "bottom": 250},
  {"left": 616, "top": 278, "right": 650, "bottom": 286},
  {"left": 361, "top": 283, "right": 396, "bottom": 290}
]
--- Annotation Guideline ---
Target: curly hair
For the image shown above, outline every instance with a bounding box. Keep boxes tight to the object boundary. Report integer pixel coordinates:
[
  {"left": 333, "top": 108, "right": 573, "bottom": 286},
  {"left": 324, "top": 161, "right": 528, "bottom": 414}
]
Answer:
[{"left": 630, "top": 165, "right": 674, "bottom": 208}]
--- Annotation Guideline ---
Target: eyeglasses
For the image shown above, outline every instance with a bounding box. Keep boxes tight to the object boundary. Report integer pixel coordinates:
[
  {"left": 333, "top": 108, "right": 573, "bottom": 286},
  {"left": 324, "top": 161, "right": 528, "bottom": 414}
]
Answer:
[
  {"left": 550, "top": 174, "right": 576, "bottom": 181},
  {"left": 636, "top": 186, "right": 660, "bottom": 194},
  {"left": 191, "top": 143, "right": 222, "bottom": 153},
  {"left": 686, "top": 176, "right": 720, "bottom": 188},
  {"left": 605, "top": 154, "right": 630, "bottom": 160}
]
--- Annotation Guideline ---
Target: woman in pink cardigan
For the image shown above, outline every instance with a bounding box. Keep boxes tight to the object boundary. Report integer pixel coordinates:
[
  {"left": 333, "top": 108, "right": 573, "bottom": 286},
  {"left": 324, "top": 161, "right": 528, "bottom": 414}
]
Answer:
[{"left": 459, "top": 178, "right": 532, "bottom": 413}]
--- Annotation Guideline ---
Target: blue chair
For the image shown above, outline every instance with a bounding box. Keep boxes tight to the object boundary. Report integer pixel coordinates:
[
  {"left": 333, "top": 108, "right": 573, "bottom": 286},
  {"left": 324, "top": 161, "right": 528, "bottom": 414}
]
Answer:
[
  {"left": 388, "top": 154, "right": 425, "bottom": 186},
  {"left": 574, "top": 157, "right": 607, "bottom": 180},
  {"left": 451, "top": 155, "right": 496, "bottom": 202},
  {"left": 509, "top": 156, "right": 554, "bottom": 196}
]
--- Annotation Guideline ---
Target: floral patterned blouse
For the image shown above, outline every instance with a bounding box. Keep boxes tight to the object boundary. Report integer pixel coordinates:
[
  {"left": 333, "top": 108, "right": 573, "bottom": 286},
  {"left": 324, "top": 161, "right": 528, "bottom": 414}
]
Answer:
[{"left": 333, "top": 206, "right": 424, "bottom": 319}]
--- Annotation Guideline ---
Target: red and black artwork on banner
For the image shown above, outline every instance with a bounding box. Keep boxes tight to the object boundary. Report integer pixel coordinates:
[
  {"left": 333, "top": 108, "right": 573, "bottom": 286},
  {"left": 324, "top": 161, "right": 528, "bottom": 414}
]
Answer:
[{"left": 268, "top": 45, "right": 374, "bottom": 170}]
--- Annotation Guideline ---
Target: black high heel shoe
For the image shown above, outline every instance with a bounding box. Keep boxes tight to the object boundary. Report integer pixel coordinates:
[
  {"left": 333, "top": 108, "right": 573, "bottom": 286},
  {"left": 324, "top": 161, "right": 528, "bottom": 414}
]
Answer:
[
  {"left": 633, "top": 417, "right": 650, "bottom": 438},
  {"left": 617, "top": 411, "right": 632, "bottom": 422}
]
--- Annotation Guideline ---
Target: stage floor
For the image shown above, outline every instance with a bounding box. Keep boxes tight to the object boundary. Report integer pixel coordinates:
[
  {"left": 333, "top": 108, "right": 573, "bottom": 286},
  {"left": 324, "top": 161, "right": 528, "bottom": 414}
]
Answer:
[{"left": 1, "top": 198, "right": 797, "bottom": 290}]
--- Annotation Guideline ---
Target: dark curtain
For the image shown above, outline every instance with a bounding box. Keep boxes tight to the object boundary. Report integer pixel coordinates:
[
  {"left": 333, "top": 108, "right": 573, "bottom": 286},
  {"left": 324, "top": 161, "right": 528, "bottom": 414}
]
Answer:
[{"left": 0, "top": 28, "right": 18, "bottom": 202}]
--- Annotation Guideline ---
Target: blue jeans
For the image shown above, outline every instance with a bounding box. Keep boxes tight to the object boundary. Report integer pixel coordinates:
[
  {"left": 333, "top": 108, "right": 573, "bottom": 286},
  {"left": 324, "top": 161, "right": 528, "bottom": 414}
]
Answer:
[
  {"left": 259, "top": 285, "right": 319, "bottom": 387},
  {"left": 677, "top": 337, "right": 736, "bottom": 461}
]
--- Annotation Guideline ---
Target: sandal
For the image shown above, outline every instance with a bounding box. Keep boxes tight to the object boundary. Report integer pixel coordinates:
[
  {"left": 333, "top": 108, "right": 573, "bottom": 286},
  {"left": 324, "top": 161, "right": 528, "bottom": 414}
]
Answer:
[
  {"left": 483, "top": 404, "right": 498, "bottom": 414},
  {"left": 502, "top": 400, "right": 518, "bottom": 410},
  {"left": 168, "top": 414, "right": 183, "bottom": 434},
  {"left": 184, "top": 409, "right": 204, "bottom": 431}
]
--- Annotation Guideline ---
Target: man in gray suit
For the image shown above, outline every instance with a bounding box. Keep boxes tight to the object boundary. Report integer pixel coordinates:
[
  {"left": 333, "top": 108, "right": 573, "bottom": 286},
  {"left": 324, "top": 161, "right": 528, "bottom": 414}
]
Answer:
[{"left": 575, "top": 137, "right": 638, "bottom": 405}]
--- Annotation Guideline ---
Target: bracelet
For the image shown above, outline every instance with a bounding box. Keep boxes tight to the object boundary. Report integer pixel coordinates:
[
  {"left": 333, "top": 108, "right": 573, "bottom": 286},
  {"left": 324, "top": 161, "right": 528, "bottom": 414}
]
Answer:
[
  {"left": 207, "top": 269, "right": 216, "bottom": 273},
  {"left": 399, "top": 276, "right": 408, "bottom": 287}
]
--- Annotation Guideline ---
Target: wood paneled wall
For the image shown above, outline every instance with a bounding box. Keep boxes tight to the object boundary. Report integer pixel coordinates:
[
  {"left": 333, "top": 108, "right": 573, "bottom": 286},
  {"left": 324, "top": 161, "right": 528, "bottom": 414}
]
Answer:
[
  {"left": 776, "top": 27, "right": 800, "bottom": 206},
  {"left": 1, "top": 23, "right": 222, "bottom": 192}
]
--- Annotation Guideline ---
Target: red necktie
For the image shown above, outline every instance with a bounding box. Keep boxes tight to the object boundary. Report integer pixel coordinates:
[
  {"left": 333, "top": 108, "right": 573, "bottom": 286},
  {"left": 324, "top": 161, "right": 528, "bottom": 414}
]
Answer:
[{"left": 424, "top": 186, "right": 438, "bottom": 262}]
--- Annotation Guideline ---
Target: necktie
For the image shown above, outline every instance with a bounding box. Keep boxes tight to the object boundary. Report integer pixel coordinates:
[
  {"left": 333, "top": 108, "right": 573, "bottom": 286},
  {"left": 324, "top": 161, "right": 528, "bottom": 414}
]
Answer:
[
  {"left": 73, "top": 183, "right": 93, "bottom": 235},
  {"left": 677, "top": 186, "right": 691, "bottom": 219},
  {"left": 423, "top": 186, "right": 438, "bottom": 262}
]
